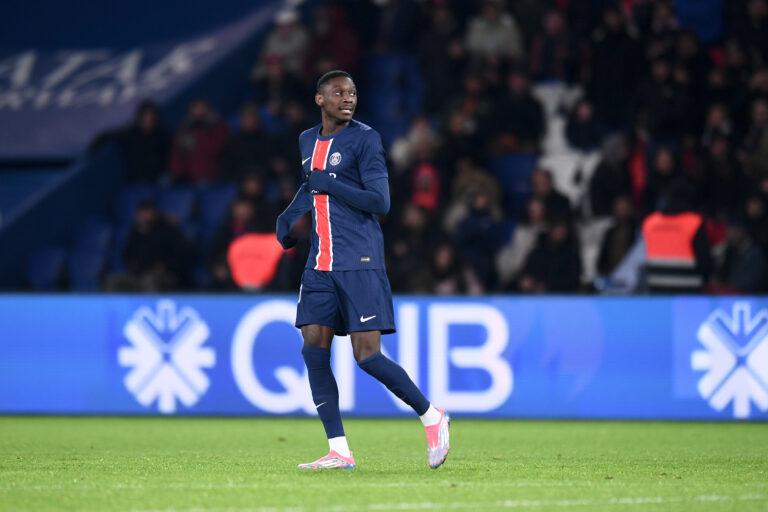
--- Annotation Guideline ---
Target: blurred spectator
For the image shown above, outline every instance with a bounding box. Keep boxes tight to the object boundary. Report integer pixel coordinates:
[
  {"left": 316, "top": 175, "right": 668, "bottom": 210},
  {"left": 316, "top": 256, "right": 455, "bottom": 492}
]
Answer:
[
  {"left": 371, "top": 0, "right": 421, "bottom": 53},
  {"left": 744, "top": 194, "right": 768, "bottom": 247},
  {"left": 409, "top": 162, "right": 442, "bottom": 213},
  {"left": 712, "top": 221, "right": 767, "bottom": 293},
  {"left": 444, "top": 74, "right": 495, "bottom": 141},
  {"left": 734, "top": 0, "right": 768, "bottom": 68},
  {"left": 587, "top": 5, "right": 642, "bottom": 130},
  {"left": 565, "top": 99, "right": 604, "bottom": 151},
  {"left": 418, "top": 3, "right": 465, "bottom": 114},
  {"left": 305, "top": 5, "right": 360, "bottom": 77},
  {"left": 490, "top": 68, "right": 546, "bottom": 153},
  {"left": 220, "top": 103, "right": 272, "bottom": 182},
  {"left": 238, "top": 173, "right": 279, "bottom": 233},
  {"left": 465, "top": 0, "right": 524, "bottom": 62},
  {"left": 443, "top": 157, "right": 502, "bottom": 233},
  {"left": 531, "top": 168, "right": 571, "bottom": 220},
  {"left": 674, "top": 31, "right": 710, "bottom": 90},
  {"left": 634, "top": 58, "right": 690, "bottom": 143},
  {"left": 529, "top": 9, "right": 580, "bottom": 83},
  {"left": 386, "top": 203, "right": 436, "bottom": 292},
  {"left": 454, "top": 189, "right": 503, "bottom": 288},
  {"left": 252, "top": 55, "right": 307, "bottom": 116},
  {"left": 255, "top": 9, "right": 309, "bottom": 78},
  {"left": 169, "top": 99, "right": 229, "bottom": 184},
  {"left": 440, "top": 109, "right": 483, "bottom": 165},
  {"left": 519, "top": 219, "right": 582, "bottom": 293},
  {"left": 699, "top": 135, "right": 744, "bottom": 218},
  {"left": 589, "top": 135, "right": 632, "bottom": 217},
  {"left": 275, "top": 100, "right": 309, "bottom": 178},
  {"left": 641, "top": 183, "right": 711, "bottom": 294},
  {"left": 208, "top": 197, "right": 259, "bottom": 289},
  {"left": 643, "top": 147, "right": 681, "bottom": 215},
  {"left": 496, "top": 196, "right": 548, "bottom": 289},
  {"left": 741, "top": 98, "right": 768, "bottom": 179},
  {"left": 701, "top": 104, "right": 734, "bottom": 148},
  {"left": 90, "top": 101, "right": 169, "bottom": 183},
  {"left": 411, "top": 241, "right": 483, "bottom": 295},
  {"left": 597, "top": 196, "right": 637, "bottom": 277},
  {"left": 511, "top": 0, "right": 550, "bottom": 46},
  {"left": 390, "top": 117, "right": 440, "bottom": 174},
  {"left": 107, "top": 200, "right": 191, "bottom": 291}
]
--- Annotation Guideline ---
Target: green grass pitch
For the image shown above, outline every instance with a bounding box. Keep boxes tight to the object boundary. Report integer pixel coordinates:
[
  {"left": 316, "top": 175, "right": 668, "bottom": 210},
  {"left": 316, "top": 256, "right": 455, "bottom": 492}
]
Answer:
[{"left": 1, "top": 417, "right": 767, "bottom": 512}]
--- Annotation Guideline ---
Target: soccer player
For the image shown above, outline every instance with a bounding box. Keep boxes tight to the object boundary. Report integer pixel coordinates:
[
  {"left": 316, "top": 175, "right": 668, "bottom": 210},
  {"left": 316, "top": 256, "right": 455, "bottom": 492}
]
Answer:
[{"left": 276, "top": 70, "right": 450, "bottom": 470}]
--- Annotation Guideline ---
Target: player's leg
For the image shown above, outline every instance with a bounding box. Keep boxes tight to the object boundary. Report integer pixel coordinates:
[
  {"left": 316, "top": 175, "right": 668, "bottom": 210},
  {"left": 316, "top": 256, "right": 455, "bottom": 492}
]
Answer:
[
  {"left": 351, "top": 330, "right": 430, "bottom": 415},
  {"left": 337, "top": 269, "right": 449, "bottom": 468},
  {"left": 350, "top": 330, "right": 450, "bottom": 468},
  {"left": 296, "top": 271, "right": 355, "bottom": 469}
]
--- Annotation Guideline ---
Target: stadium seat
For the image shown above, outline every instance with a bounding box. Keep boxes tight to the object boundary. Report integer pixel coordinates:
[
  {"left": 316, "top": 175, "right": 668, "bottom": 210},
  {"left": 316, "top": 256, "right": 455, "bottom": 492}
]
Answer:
[
  {"left": 490, "top": 153, "right": 539, "bottom": 211},
  {"left": 67, "top": 250, "right": 106, "bottom": 292},
  {"left": 27, "top": 247, "right": 66, "bottom": 291},
  {"left": 199, "top": 183, "right": 237, "bottom": 230},
  {"left": 362, "top": 54, "right": 403, "bottom": 84},
  {"left": 115, "top": 185, "right": 156, "bottom": 224},
  {"left": 158, "top": 187, "right": 196, "bottom": 223},
  {"left": 73, "top": 218, "right": 112, "bottom": 252}
]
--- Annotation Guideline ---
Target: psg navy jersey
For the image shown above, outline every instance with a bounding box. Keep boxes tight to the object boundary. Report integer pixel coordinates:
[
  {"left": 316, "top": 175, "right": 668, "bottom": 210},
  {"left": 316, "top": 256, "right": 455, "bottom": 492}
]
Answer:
[{"left": 298, "top": 119, "right": 388, "bottom": 271}]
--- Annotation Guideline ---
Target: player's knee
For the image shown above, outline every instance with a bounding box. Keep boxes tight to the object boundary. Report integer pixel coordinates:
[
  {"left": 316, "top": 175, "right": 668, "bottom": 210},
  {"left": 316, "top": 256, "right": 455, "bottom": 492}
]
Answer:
[
  {"left": 353, "top": 343, "right": 379, "bottom": 363},
  {"left": 301, "top": 325, "right": 333, "bottom": 349}
]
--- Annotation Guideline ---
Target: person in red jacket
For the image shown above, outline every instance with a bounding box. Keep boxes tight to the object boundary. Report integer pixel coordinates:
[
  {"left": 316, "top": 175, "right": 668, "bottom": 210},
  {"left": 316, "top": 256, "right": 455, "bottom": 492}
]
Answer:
[{"left": 169, "top": 98, "right": 230, "bottom": 183}]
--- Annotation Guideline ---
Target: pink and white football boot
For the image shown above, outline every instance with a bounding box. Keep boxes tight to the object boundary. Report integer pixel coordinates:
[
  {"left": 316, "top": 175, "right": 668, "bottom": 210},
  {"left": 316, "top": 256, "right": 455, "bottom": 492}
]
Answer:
[
  {"left": 425, "top": 408, "right": 450, "bottom": 468},
  {"left": 297, "top": 450, "right": 356, "bottom": 470}
]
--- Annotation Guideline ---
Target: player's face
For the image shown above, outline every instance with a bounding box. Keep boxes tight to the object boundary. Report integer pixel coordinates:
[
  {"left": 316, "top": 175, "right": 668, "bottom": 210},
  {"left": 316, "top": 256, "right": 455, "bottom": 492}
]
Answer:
[{"left": 316, "top": 77, "right": 357, "bottom": 122}]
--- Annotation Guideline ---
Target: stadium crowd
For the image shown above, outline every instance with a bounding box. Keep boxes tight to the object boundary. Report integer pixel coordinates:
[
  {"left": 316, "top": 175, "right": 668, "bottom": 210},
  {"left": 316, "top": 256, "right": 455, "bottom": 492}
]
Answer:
[{"left": 94, "top": 0, "right": 768, "bottom": 294}]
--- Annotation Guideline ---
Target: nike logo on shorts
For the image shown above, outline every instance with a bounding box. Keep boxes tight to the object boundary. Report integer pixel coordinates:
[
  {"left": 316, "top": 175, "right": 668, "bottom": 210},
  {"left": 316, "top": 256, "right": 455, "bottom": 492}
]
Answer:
[
  {"left": 302, "top": 156, "right": 311, "bottom": 165},
  {"left": 360, "top": 315, "right": 376, "bottom": 323}
]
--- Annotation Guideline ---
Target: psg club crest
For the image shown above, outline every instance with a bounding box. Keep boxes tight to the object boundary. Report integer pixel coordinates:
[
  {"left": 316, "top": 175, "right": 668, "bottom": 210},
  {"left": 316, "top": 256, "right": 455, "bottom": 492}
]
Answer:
[{"left": 329, "top": 152, "right": 342, "bottom": 166}]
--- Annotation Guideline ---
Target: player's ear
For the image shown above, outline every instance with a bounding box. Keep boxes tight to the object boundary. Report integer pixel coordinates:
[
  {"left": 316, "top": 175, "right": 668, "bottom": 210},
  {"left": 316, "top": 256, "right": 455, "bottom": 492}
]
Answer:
[{"left": 315, "top": 92, "right": 323, "bottom": 107}]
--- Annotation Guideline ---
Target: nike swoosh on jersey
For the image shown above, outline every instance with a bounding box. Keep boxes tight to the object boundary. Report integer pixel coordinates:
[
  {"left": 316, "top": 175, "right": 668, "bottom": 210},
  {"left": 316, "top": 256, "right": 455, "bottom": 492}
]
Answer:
[
  {"left": 360, "top": 315, "right": 377, "bottom": 323},
  {"left": 302, "top": 156, "right": 311, "bottom": 165}
]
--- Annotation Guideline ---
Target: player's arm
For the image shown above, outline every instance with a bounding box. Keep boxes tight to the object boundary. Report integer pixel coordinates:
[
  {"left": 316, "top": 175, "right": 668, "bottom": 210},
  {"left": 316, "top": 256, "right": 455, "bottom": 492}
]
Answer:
[
  {"left": 306, "top": 171, "right": 390, "bottom": 216},
  {"left": 305, "top": 130, "right": 390, "bottom": 216},
  {"left": 276, "top": 185, "right": 312, "bottom": 249}
]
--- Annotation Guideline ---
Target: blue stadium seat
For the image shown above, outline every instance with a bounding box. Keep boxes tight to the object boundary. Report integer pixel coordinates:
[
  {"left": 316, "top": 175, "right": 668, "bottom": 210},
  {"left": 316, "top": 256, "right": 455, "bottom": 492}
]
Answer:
[
  {"left": 490, "top": 153, "right": 539, "bottom": 208},
  {"left": 73, "top": 217, "right": 112, "bottom": 252},
  {"left": 67, "top": 250, "right": 105, "bottom": 292},
  {"left": 363, "top": 54, "right": 404, "bottom": 84},
  {"left": 27, "top": 247, "right": 66, "bottom": 291},
  {"left": 115, "top": 185, "right": 156, "bottom": 224},
  {"left": 158, "top": 187, "right": 196, "bottom": 223},
  {"left": 199, "top": 183, "right": 237, "bottom": 230}
]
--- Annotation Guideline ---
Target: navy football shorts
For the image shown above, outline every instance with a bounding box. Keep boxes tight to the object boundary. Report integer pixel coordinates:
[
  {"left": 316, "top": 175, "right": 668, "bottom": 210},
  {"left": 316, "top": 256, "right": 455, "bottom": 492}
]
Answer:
[{"left": 295, "top": 269, "right": 396, "bottom": 336}]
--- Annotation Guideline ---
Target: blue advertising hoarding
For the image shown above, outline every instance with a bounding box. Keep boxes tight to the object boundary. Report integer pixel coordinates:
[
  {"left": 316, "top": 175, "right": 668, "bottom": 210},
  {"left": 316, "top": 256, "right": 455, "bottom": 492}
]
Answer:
[{"left": 0, "top": 295, "right": 766, "bottom": 420}]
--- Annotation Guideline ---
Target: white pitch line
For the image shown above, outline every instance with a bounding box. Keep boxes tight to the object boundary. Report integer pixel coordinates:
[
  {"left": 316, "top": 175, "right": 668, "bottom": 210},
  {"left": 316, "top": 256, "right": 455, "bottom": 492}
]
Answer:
[
  {"left": 1, "top": 480, "right": 597, "bottom": 492},
  {"left": 109, "top": 494, "right": 768, "bottom": 512}
]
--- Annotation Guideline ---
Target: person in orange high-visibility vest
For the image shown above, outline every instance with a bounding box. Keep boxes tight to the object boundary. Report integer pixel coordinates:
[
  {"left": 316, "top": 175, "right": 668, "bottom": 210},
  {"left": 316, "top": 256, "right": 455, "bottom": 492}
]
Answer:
[{"left": 641, "top": 182, "right": 711, "bottom": 293}]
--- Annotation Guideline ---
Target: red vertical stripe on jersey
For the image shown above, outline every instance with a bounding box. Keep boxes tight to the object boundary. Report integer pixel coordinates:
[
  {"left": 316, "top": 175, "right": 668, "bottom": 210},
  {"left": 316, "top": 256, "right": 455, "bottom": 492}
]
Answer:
[{"left": 312, "top": 139, "right": 334, "bottom": 271}]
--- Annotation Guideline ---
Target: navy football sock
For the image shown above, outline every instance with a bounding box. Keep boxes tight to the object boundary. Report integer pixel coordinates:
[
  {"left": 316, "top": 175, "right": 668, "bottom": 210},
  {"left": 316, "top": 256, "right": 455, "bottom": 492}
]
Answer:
[
  {"left": 357, "top": 351, "right": 430, "bottom": 415},
  {"left": 301, "top": 345, "right": 344, "bottom": 439}
]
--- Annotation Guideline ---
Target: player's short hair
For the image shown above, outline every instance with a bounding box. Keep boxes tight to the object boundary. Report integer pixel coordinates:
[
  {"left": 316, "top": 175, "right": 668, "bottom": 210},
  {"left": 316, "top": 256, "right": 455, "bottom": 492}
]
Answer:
[{"left": 316, "top": 70, "right": 353, "bottom": 93}]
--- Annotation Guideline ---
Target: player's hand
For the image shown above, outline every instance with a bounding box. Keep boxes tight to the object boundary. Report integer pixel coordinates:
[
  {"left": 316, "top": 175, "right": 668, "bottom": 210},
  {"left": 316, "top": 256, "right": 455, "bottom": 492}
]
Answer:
[
  {"left": 305, "top": 168, "right": 333, "bottom": 192},
  {"left": 276, "top": 216, "right": 296, "bottom": 249},
  {"left": 281, "top": 234, "right": 298, "bottom": 249}
]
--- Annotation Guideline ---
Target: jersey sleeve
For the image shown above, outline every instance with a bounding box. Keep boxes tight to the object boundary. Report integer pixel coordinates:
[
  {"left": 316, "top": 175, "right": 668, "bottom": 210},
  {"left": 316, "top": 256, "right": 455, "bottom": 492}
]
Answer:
[{"left": 357, "top": 130, "right": 388, "bottom": 185}]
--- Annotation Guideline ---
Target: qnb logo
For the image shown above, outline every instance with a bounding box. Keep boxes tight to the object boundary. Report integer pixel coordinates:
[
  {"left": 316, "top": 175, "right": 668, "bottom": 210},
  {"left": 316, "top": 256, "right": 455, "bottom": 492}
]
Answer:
[
  {"left": 692, "top": 302, "right": 768, "bottom": 419},
  {"left": 119, "top": 300, "right": 215, "bottom": 414}
]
